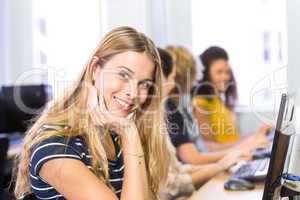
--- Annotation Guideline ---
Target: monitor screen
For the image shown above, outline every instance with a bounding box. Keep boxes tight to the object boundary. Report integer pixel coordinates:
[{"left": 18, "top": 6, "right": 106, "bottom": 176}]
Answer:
[
  {"left": 0, "top": 84, "right": 50, "bottom": 133},
  {"left": 262, "top": 94, "right": 298, "bottom": 199}
]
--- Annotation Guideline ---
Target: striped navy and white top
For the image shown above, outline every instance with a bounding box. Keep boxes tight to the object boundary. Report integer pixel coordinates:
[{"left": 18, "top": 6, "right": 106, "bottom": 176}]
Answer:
[{"left": 28, "top": 125, "right": 124, "bottom": 200}]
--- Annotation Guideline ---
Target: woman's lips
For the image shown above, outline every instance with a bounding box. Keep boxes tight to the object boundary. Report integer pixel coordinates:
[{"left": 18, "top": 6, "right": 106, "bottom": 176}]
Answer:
[{"left": 113, "top": 96, "right": 133, "bottom": 112}]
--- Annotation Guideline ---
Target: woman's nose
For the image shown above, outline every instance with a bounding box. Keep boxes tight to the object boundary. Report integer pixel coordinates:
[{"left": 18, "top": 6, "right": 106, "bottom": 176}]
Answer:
[
  {"left": 221, "top": 73, "right": 229, "bottom": 82},
  {"left": 125, "top": 81, "right": 138, "bottom": 99}
]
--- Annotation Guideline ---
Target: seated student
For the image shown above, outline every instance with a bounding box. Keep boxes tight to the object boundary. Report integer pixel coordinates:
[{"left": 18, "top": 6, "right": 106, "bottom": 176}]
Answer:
[
  {"left": 158, "top": 48, "right": 245, "bottom": 200},
  {"left": 192, "top": 46, "right": 270, "bottom": 151},
  {"left": 14, "top": 27, "right": 170, "bottom": 200},
  {"left": 164, "top": 46, "right": 263, "bottom": 165}
]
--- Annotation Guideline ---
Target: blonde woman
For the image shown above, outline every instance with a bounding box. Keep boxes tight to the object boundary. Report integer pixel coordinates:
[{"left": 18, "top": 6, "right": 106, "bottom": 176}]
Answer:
[
  {"left": 163, "top": 46, "right": 257, "bottom": 165},
  {"left": 14, "top": 26, "right": 170, "bottom": 200},
  {"left": 158, "top": 48, "right": 245, "bottom": 200}
]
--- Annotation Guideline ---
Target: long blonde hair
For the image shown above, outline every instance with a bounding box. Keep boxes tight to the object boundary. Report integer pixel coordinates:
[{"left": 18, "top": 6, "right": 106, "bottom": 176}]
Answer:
[
  {"left": 15, "top": 26, "right": 170, "bottom": 199},
  {"left": 166, "top": 46, "right": 196, "bottom": 94}
]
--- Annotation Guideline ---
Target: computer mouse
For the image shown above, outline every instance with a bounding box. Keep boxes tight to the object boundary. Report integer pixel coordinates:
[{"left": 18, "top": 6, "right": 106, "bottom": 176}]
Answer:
[{"left": 224, "top": 178, "right": 255, "bottom": 191}]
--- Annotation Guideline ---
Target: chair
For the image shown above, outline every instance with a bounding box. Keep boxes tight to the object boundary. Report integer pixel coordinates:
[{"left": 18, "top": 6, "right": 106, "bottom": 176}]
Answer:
[
  {"left": 0, "top": 135, "right": 9, "bottom": 186},
  {"left": 0, "top": 135, "right": 37, "bottom": 200},
  {"left": 0, "top": 95, "right": 7, "bottom": 133},
  {"left": 0, "top": 135, "right": 10, "bottom": 199},
  {"left": 0, "top": 84, "right": 50, "bottom": 133},
  {"left": 23, "top": 193, "right": 38, "bottom": 200},
  {"left": 0, "top": 85, "right": 50, "bottom": 200}
]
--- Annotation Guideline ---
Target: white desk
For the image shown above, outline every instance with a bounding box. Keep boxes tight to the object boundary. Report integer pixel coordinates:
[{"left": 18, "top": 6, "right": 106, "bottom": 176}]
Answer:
[
  {"left": 8, "top": 142, "right": 22, "bottom": 159},
  {"left": 5, "top": 133, "right": 23, "bottom": 159},
  {"left": 188, "top": 173, "right": 264, "bottom": 200}
]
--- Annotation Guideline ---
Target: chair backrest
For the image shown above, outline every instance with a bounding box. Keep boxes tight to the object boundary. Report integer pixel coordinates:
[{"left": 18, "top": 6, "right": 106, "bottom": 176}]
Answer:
[
  {"left": 0, "top": 135, "right": 9, "bottom": 186},
  {"left": 23, "top": 193, "right": 38, "bottom": 200},
  {"left": 0, "top": 96, "right": 6, "bottom": 133},
  {"left": 0, "top": 84, "right": 50, "bottom": 133}
]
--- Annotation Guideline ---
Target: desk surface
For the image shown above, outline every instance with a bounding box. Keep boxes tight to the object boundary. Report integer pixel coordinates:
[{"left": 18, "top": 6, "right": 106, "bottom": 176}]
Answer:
[
  {"left": 7, "top": 133, "right": 23, "bottom": 159},
  {"left": 8, "top": 142, "right": 22, "bottom": 159},
  {"left": 188, "top": 173, "right": 264, "bottom": 200}
]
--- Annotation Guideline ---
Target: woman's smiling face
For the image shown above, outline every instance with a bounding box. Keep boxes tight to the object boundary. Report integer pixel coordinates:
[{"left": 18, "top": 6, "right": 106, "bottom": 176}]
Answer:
[
  {"left": 208, "top": 59, "right": 232, "bottom": 93},
  {"left": 93, "top": 51, "right": 155, "bottom": 118}
]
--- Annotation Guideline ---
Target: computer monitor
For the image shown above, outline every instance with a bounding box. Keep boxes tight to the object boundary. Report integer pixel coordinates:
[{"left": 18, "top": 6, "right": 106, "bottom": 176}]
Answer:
[
  {"left": 0, "top": 95, "right": 7, "bottom": 133},
  {"left": 262, "top": 93, "right": 299, "bottom": 199},
  {"left": 0, "top": 135, "right": 9, "bottom": 186},
  {"left": 0, "top": 84, "right": 51, "bottom": 133}
]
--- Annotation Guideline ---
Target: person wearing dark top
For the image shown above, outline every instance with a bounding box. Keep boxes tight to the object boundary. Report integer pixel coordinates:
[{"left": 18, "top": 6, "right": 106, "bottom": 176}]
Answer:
[
  {"left": 165, "top": 98, "right": 191, "bottom": 148},
  {"left": 14, "top": 27, "right": 171, "bottom": 200},
  {"left": 29, "top": 125, "right": 124, "bottom": 199},
  {"left": 161, "top": 46, "right": 251, "bottom": 165},
  {"left": 158, "top": 48, "right": 248, "bottom": 200}
]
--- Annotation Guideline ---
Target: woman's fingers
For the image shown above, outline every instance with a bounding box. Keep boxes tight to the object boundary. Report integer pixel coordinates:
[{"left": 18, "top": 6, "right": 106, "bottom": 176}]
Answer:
[
  {"left": 87, "top": 85, "right": 108, "bottom": 126},
  {"left": 241, "top": 150, "right": 252, "bottom": 161},
  {"left": 258, "top": 123, "right": 273, "bottom": 135},
  {"left": 219, "top": 150, "right": 244, "bottom": 170},
  {"left": 87, "top": 85, "right": 137, "bottom": 135},
  {"left": 241, "top": 133, "right": 270, "bottom": 152}
]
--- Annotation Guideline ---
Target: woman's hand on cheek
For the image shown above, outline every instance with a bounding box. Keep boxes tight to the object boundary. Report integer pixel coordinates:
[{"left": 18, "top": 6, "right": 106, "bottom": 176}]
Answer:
[{"left": 87, "top": 85, "right": 138, "bottom": 136}]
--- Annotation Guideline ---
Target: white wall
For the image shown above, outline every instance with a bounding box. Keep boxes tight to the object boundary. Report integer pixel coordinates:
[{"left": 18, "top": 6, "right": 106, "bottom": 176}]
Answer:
[
  {"left": 191, "top": 0, "right": 287, "bottom": 107},
  {"left": 287, "top": 0, "right": 300, "bottom": 99},
  {"left": 1, "top": 0, "right": 192, "bottom": 86},
  {"left": 100, "top": 0, "right": 192, "bottom": 48},
  {"left": 164, "top": 0, "right": 192, "bottom": 49},
  {"left": 286, "top": 0, "right": 300, "bottom": 183},
  {"left": 1, "top": 0, "right": 102, "bottom": 92},
  {"left": 286, "top": 0, "right": 300, "bottom": 139},
  {"left": 100, "top": 0, "right": 150, "bottom": 37},
  {"left": 33, "top": 0, "right": 101, "bottom": 99},
  {"left": 0, "top": 0, "right": 33, "bottom": 85},
  {"left": 0, "top": 0, "right": 10, "bottom": 85}
]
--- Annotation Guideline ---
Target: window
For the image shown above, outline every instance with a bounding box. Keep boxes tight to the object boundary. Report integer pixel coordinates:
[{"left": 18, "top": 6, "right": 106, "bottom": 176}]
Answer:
[
  {"left": 191, "top": 0, "right": 287, "bottom": 111},
  {"left": 32, "top": 0, "right": 101, "bottom": 99}
]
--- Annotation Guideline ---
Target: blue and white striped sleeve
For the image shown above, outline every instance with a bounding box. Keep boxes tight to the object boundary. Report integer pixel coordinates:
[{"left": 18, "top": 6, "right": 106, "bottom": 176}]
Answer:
[{"left": 30, "top": 136, "right": 83, "bottom": 178}]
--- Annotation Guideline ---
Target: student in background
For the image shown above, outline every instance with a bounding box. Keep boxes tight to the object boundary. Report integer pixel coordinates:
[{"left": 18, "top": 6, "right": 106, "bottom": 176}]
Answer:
[
  {"left": 158, "top": 48, "right": 246, "bottom": 200},
  {"left": 14, "top": 26, "right": 170, "bottom": 200},
  {"left": 192, "top": 46, "right": 270, "bottom": 151},
  {"left": 164, "top": 46, "right": 264, "bottom": 165}
]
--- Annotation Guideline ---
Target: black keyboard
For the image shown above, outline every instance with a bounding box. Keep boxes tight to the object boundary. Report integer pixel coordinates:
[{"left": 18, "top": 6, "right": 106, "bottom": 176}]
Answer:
[
  {"left": 232, "top": 158, "right": 270, "bottom": 182},
  {"left": 252, "top": 143, "right": 273, "bottom": 159}
]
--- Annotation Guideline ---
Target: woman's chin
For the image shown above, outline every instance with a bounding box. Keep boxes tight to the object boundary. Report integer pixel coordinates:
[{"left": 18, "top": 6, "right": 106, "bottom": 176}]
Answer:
[
  {"left": 216, "top": 87, "right": 226, "bottom": 93},
  {"left": 109, "top": 109, "right": 130, "bottom": 118}
]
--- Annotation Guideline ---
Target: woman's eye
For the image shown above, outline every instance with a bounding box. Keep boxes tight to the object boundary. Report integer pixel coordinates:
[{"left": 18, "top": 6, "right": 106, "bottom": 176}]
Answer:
[
  {"left": 118, "top": 71, "right": 130, "bottom": 80},
  {"left": 139, "top": 81, "right": 153, "bottom": 90}
]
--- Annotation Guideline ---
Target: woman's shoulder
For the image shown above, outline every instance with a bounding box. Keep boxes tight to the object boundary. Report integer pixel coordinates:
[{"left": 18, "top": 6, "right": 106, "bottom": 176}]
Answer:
[
  {"left": 30, "top": 124, "right": 90, "bottom": 164},
  {"left": 34, "top": 124, "right": 87, "bottom": 148},
  {"left": 29, "top": 124, "right": 91, "bottom": 178}
]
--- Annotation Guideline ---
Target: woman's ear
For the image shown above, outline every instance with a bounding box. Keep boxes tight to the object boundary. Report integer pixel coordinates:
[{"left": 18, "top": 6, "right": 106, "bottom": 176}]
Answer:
[
  {"left": 93, "top": 67, "right": 101, "bottom": 86},
  {"left": 88, "top": 56, "right": 100, "bottom": 85}
]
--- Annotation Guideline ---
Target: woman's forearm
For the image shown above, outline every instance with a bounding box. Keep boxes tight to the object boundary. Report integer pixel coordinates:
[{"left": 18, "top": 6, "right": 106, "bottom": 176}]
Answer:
[
  {"left": 205, "top": 140, "right": 235, "bottom": 151},
  {"left": 177, "top": 143, "right": 227, "bottom": 165},
  {"left": 190, "top": 163, "right": 224, "bottom": 188},
  {"left": 120, "top": 128, "right": 149, "bottom": 200},
  {"left": 198, "top": 151, "right": 227, "bottom": 163}
]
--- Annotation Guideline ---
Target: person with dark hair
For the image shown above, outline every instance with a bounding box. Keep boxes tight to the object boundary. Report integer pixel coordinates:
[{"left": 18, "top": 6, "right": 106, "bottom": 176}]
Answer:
[
  {"left": 158, "top": 48, "right": 176, "bottom": 96},
  {"left": 158, "top": 48, "right": 174, "bottom": 78},
  {"left": 158, "top": 47, "right": 247, "bottom": 200},
  {"left": 194, "top": 46, "right": 237, "bottom": 109},
  {"left": 192, "top": 46, "right": 271, "bottom": 151}
]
